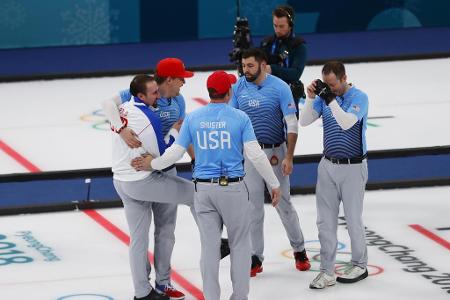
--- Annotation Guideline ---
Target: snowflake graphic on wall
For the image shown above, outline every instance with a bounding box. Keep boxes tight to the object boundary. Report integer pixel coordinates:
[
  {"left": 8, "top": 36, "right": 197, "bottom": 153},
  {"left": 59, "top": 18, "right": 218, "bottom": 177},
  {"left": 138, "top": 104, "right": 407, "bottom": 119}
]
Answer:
[
  {"left": 0, "top": 0, "right": 26, "bottom": 30},
  {"left": 241, "top": 0, "right": 281, "bottom": 34},
  {"left": 61, "top": 0, "right": 118, "bottom": 45}
]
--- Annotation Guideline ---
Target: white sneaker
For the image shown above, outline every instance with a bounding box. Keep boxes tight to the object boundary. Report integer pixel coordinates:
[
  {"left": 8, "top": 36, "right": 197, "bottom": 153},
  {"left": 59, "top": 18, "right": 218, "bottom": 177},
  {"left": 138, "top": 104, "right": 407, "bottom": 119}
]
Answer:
[
  {"left": 309, "top": 272, "right": 336, "bottom": 289},
  {"left": 336, "top": 265, "right": 368, "bottom": 283}
]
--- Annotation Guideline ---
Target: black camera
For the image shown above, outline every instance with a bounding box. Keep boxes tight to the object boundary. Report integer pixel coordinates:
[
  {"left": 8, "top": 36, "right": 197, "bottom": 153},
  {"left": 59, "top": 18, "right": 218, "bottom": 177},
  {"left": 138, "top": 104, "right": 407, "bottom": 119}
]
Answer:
[
  {"left": 314, "top": 79, "right": 336, "bottom": 105},
  {"left": 229, "top": 17, "right": 252, "bottom": 75},
  {"left": 314, "top": 79, "right": 330, "bottom": 97}
]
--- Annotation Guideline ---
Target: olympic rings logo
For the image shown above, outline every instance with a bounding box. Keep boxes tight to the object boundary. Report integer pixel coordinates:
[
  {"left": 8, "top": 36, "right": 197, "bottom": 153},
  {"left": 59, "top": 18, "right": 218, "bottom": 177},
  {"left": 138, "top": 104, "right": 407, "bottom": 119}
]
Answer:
[
  {"left": 80, "top": 110, "right": 109, "bottom": 131},
  {"left": 282, "top": 240, "right": 384, "bottom": 276}
]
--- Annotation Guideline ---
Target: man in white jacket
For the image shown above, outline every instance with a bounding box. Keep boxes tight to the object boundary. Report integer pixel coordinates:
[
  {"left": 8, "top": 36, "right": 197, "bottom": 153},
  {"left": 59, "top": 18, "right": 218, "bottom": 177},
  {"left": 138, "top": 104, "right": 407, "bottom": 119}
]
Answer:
[{"left": 111, "top": 74, "right": 193, "bottom": 300}]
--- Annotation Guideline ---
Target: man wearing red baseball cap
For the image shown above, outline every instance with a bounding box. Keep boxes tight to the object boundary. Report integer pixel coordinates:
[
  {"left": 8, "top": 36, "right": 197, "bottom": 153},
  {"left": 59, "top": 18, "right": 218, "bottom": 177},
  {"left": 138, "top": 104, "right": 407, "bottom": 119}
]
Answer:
[
  {"left": 154, "top": 58, "right": 194, "bottom": 100},
  {"left": 206, "top": 70, "right": 237, "bottom": 96},
  {"left": 137, "top": 70, "right": 282, "bottom": 300},
  {"left": 102, "top": 57, "right": 194, "bottom": 148},
  {"left": 101, "top": 58, "right": 195, "bottom": 300},
  {"left": 156, "top": 58, "right": 194, "bottom": 78}
]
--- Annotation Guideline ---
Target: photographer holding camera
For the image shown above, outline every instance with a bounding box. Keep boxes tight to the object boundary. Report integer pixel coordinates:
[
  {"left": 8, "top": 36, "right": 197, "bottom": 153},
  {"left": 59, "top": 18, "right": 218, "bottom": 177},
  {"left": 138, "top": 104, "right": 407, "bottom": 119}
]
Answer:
[
  {"left": 260, "top": 4, "right": 307, "bottom": 119},
  {"left": 300, "top": 61, "right": 369, "bottom": 289}
]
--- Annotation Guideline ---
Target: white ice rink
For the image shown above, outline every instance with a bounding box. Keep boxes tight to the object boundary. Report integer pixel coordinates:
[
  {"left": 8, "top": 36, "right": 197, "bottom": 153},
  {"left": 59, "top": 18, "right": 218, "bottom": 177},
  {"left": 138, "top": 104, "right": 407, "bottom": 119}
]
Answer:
[
  {"left": 1, "top": 58, "right": 450, "bottom": 174},
  {"left": 0, "top": 187, "right": 449, "bottom": 300},
  {"left": 0, "top": 58, "right": 449, "bottom": 299}
]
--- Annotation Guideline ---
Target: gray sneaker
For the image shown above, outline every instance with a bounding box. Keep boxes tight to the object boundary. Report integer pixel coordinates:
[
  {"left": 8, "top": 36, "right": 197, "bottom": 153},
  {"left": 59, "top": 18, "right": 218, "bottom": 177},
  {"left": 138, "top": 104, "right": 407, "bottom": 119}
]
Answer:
[
  {"left": 309, "top": 272, "right": 336, "bottom": 289},
  {"left": 336, "top": 265, "right": 368, "bottom": 283}
]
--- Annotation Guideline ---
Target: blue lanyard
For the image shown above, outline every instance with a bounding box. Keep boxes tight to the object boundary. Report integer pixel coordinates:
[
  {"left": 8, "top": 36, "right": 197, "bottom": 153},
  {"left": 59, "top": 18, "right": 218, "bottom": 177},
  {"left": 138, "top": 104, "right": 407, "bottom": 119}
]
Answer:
[{"left": 270, "top": 33, "right": 295, "bottom": 67}]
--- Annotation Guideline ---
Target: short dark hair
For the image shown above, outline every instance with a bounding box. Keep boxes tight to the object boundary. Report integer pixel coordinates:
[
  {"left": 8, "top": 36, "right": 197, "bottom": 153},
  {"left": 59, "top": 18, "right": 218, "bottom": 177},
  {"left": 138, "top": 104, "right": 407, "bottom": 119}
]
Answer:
[
  {"left": 154, "top": 74, "right": 168, "bottom": 85},
  {"left": 241, "top": 48, "right": 267, "bottom": 63},
  {"left": 130, "top": 74, "right": 155, "bottom": 97},
  {"left": 208, "top": 88, "right": 228, "bottom": 100},
  {"left": 273, "top": 5, "right": 295, "bottom": 27},
  {"left": 322, "top": 61, "right": 346, "bottom": 80}
]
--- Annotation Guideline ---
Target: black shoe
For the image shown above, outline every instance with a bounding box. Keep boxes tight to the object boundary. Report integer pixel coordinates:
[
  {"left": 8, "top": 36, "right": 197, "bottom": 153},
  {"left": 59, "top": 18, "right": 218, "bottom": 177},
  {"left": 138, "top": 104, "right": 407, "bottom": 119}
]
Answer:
[
  {"left": 134, "top": 288, "right": 169, "bottom": 300},
  {"left": 294, "top": 249, "right": 311, "bottom": 271},
  {"left": 220, "top": 238, "right": 230, "bottom": 259},
  {"left": 250, "top": 255, "right": 263, "bottom": 277},
  {"left": 336, "top": 266, "right": 368, "bottom": 283}
]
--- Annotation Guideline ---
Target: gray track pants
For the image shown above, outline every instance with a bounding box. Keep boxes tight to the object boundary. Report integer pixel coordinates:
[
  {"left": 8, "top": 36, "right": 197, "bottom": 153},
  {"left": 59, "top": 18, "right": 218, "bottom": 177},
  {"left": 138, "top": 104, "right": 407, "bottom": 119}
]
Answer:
[
  {"left": 245, "top": 143, "right": 305, "bottom": 261},
  {"left": 113, "top": 169, "right": 195, "bottom": 298},
  {"left": 316, "top": 157, "right": 368, "bottom": 275},
  {"left": 194, "top": 181, "right": 251, "bottom": 300}
]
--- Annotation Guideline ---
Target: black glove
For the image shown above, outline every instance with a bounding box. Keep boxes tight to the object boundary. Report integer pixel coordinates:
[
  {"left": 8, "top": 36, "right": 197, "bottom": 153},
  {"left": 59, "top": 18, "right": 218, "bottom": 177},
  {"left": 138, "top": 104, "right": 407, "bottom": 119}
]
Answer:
[
  {"left": 290, "top": 81, "right": 305, "bottom": 100},
  {"left": 314, "top": 79, "right": 336, "bottom": 105}
]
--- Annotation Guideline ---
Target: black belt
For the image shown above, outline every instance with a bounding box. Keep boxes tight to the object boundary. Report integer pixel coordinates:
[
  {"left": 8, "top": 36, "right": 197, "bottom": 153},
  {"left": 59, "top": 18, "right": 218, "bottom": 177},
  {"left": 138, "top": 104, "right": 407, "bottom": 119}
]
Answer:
[
  {"left": 194, "top": 177, "right": 244, "bottom": 183},
  {"left": 259, "top": 142, "right": 282, "bottom": 149},
  {"left": 324, "top": 154, "right": 367, "bottom": 165},
  {"left": 162, "top": 164, "right": 176, "bottom": 172}
]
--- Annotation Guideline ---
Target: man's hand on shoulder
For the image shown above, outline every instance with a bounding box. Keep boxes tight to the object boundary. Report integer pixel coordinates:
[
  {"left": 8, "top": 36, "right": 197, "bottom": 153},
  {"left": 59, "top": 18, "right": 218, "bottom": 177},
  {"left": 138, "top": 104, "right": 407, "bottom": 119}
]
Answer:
[{"left": 120, "top": 128, "right": 142, "bottom": 148}]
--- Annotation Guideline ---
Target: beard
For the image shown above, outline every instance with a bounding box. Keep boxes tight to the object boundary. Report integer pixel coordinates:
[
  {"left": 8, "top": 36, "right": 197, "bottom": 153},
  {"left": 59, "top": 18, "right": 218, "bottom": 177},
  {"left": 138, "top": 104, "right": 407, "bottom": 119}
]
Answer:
[
  {"left": 244, "top": 65, "right": 262, "bottom": 82},
  {"left": 276, "top": 30, "right": 290, "bottom": 39}
]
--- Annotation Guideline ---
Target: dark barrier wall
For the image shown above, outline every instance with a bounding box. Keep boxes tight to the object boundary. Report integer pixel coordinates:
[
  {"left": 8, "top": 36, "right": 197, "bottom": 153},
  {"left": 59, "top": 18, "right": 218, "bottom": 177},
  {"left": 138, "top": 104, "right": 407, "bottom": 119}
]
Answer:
[
  {"left": 140, "top": 1, "right": 198, "bottom": 42},
  {"left": 2, "top": 26, "right": 450, "bottom": 81},
  {"left": 1, "top": 147, "right": 450, "bottom": 215},
  {"left": 1, "top": 0, "right": 450, "bottom": 49}
]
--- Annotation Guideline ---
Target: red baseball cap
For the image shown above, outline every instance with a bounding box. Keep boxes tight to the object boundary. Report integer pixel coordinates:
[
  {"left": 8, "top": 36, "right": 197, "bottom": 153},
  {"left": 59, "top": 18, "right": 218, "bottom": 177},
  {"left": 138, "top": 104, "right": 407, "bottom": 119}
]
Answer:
[
  {"left": 207, "top": 70, "right": 237, "bottom": 94},
  {"left": 156, "top": 58, "right": 194, "bottom": 78}
]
